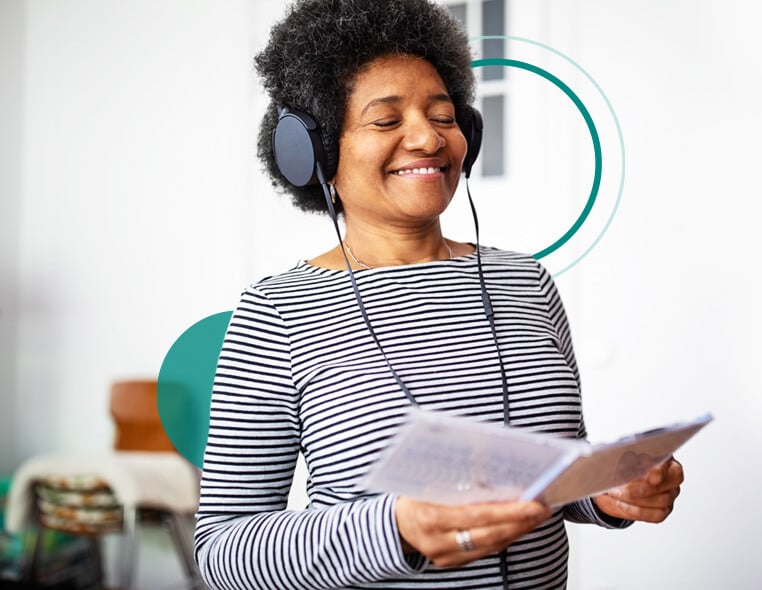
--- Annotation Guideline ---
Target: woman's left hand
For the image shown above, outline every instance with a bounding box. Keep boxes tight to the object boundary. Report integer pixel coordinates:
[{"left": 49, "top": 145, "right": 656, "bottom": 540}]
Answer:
[{"left": 592, "top": 457, "right": 684, "bottom": 523}]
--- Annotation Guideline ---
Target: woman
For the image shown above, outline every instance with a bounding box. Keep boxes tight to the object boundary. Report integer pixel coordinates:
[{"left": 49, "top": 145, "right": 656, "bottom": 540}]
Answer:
[{"left": 194, "top": 1, "right": 684, "bottom": 588}]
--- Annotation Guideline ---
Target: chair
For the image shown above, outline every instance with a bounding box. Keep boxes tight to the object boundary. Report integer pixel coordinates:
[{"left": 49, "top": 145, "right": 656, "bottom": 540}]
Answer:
[
  {"left": 110, "top": 380, "right": 177, "bottom": 453},
  {"left": 9, "top": 379, "right": 204, "bottom": 589}
]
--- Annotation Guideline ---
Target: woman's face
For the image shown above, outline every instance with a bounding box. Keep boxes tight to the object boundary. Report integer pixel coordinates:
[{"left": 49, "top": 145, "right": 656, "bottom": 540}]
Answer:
[{"left": 332, "top": 54, "right": 468, "bottom": 230}]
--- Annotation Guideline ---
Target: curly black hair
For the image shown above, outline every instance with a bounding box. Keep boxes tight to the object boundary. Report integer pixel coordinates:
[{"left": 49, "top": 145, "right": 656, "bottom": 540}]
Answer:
[{"left": 254, "top": 0, "right": 475, "bottom": 214}]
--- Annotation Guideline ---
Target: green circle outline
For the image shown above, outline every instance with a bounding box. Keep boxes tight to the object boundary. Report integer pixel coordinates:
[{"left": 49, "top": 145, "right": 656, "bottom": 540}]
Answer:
[
  {"left": 470, "top": 35, "right": 626, "bottom": 275},
  {"left": 471, "top": 57, "right": 601, "bottom": 260}
]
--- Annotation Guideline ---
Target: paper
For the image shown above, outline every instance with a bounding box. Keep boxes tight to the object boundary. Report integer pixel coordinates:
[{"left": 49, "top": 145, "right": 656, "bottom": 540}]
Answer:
[{"left": 362, "top": 408, "right": 712, "bottom": 507}]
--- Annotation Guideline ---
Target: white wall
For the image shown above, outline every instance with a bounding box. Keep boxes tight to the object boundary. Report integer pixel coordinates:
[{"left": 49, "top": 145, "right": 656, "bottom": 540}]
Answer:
[
  {"left": 1, "top": 0, "right": 759, "bottom": 588},
  {"left": 0, "top": 0, "right": 24, "bottom": 475},
  {"left": 0, "top": 0, "right": 291, "bottom": 586},
  {"left": 524, "top": 1, "right": 762, "bottom": 589},
  {"left": 2, "top": 0, "right": 268, "bottom": 461}
]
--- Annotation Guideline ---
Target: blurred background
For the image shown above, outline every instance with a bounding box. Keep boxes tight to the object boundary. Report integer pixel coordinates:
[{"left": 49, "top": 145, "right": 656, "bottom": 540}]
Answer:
[{"left": 1, "top": 0, "right": 759, "bottom": 588}]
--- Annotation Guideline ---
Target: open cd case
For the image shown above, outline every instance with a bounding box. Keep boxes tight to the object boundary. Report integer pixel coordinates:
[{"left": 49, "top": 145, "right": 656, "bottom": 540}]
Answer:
[{"left": 362, "top": 408, "right": 712, "bottom": 507}]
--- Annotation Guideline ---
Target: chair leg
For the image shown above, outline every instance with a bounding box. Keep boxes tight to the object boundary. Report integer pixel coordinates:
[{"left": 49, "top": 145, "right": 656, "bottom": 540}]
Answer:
[
  {"left": 87, "top": 535, "right": 105, "bottom": 588},
  {"left": 119, "top": 504, "right": 139, "bottom": 590},
  {"left": 23, "top": 525, "right": 46, "bottom": 582}
]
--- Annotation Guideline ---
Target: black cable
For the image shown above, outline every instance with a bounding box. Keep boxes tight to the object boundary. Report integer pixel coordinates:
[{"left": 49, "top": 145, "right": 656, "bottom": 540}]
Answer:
[
  {"left": 318, "top": 163, "right": 512, "bottom": 588},
  {"left": 318, "top": 167, "right": 418, "bottom": 407},
  {"left": 464, "top": 180, "right": 512, "bottom": 590},
  {"left": 464, "top": 181, "right": 511, "bottom": 427}
]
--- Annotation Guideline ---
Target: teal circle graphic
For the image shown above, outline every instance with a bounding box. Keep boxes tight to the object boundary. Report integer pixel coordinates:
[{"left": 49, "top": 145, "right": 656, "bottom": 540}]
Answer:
[
  {"left": 157, "top": 311, "right": 232, "bottom": 467},
  {"left": 470, "top": 36, "right": 626, "bottom": 275},
  {"left": 471, "top": 57, "right": 602, "bottom": 260}
]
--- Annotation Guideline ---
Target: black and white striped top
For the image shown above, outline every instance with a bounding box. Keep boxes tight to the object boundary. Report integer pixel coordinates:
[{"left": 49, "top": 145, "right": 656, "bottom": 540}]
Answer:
[{"left": 195, "top": 247, "right": 626, "bottom": 590}]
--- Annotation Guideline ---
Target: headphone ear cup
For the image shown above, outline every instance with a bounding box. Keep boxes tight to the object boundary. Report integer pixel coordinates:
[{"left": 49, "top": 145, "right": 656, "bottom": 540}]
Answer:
[
  {"left": 460, "top": 106, "right": 483, "bottom": 179},
  {"left": 272, "top": 107, "right": 329, "bottom": 187}
]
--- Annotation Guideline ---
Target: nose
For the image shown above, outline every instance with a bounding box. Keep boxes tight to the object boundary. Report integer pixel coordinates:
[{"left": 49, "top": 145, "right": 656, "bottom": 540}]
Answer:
[{"left": 402, "top": 116, "right": 446, "bottom": 154}]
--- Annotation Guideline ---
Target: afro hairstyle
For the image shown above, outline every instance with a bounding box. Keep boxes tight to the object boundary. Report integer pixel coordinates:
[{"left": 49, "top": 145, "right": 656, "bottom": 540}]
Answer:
[{"left": 254, "top": 0, "right": 476, "bottom": 214}]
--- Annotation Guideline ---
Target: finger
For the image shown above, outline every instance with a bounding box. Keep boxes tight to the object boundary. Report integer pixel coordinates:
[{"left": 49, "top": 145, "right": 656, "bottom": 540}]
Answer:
[
  {"left": 430, "top": 501, "right": 550, "bottom": 559},
  {"left": 617, "top": 487, "right": 680, "bottom": 509},
  {"left": 613, "top": 460, "right": 684, "bottom": 501},
  {"left": 395, "top": 497, "right": 551, "bottom": 564},
  {"left": 607, "top": 496, "right": 675, "bottom": 523},
  {"left": 595, "top": 488, "right": 679, "bottom": 523},
  {"left": 645, "top": 456, "right": 674, "bottom": 485},
  {"left": 397, "top": 498, "right": 549, "bottom": 535},
  {"left": 433, "top": 513, "right": 553, "bottom": 568},
  {"left": 658, "top": 457, "right": 684, "bottom": 484},
  {"left": 436, "top": 500, "right": 550, "bottom": 531},
  {"left": 645, "top": 461, "right": 665, "bottom": 486},
  {"left": 651, "top": 458, "right": 683, "bottom": 491},
  {"left": 663, "top": 457, "right": 684, "bottom": 486},
  {"left": 609, "top": 478, "right": 681, "bottom": 503}
]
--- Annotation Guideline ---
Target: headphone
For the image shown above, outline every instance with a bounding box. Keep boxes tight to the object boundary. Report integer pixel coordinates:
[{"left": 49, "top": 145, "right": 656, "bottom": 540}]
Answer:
[{"left": 272, "top": 104, "right": 483, "bottom": 188}]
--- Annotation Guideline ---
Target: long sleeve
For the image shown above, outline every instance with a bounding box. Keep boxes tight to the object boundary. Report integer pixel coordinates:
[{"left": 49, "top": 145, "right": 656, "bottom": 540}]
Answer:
[
  {"left": 194, "top": 287, "right": 422, "bottom": 590},
  {"left": 537, "top": 264, "right": 632, "bottom": 530}
]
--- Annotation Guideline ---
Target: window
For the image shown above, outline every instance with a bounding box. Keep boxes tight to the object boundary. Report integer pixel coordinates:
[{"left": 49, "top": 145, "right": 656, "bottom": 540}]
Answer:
[{"left": 442, "top": 0, "right": 507, "bottom": 177}]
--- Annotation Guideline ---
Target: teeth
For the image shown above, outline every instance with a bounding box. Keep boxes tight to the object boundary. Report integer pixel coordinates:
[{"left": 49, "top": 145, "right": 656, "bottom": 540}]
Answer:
[{"left": 394, "top": 167, "right": 441, "bottom": 175}]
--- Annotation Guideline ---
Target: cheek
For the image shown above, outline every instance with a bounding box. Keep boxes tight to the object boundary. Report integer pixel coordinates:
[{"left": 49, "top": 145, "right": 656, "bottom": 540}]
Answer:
[
  {"left": 334, "top": 143, "right": 387, "bottom": 188},
  {"left": 451, "top": 133, "right": 468, "bottom": 169},
  {"left": 335, "top": 160, "right": 374, "bottom": 191},
  {"left": 445, "top": 137, "right": 467, "bottom": 187}
]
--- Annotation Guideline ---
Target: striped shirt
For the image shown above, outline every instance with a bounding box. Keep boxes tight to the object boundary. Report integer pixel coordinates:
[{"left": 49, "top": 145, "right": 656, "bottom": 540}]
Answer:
[{"left": 195, "top": 247, "right": 627, "bottom": 590}]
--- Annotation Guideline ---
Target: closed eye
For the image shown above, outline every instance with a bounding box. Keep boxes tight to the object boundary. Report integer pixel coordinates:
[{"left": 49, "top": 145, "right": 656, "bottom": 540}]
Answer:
[
  {"left": 372, "top": 119, "right": 400, "bottom": 128},
  {"left": 372, "top": 116, "right": 454, "bottom": 128}
]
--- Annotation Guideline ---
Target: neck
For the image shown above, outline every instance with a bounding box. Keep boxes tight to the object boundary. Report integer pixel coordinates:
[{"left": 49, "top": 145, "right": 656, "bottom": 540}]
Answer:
[
  {"left": 307, "top": 217, "right": 475, "bottom": 271},
  {"left": 343, "top": 237, "right": 453, "bottom": 270},
  {"left": 341, "top": 225, "right": 453, "bottom": 269}
]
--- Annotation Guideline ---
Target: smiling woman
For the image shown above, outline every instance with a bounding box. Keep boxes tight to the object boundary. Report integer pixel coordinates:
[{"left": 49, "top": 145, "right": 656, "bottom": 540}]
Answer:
[
  {"left": 193, "top": 1, "right": 685, "bottom": 589},
  {"left": 312, "top": 54, "right": 469, "bottom": 270}
]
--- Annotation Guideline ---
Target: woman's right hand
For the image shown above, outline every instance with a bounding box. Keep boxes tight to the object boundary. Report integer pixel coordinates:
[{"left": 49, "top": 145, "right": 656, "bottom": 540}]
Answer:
[{"left": 394, "top": 496, "right": 552, "bottom": 568}]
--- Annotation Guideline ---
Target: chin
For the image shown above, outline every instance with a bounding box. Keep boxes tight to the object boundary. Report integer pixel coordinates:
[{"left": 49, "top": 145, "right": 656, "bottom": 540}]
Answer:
[{"left": 396, "top": 198, "right": 452, "bottom": 220}]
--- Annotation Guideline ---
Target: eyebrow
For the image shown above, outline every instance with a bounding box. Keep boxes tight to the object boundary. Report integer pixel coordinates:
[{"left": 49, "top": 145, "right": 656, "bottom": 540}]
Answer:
[{"left": 360, "top": 93, "right": 453, "bottom": 116}]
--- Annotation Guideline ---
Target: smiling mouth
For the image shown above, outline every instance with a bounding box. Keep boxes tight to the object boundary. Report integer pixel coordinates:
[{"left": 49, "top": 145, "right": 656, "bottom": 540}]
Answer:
[{"left": 391, "top": 166, "right": 445, "bottom": 176}]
